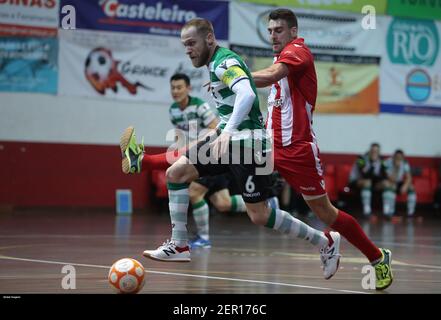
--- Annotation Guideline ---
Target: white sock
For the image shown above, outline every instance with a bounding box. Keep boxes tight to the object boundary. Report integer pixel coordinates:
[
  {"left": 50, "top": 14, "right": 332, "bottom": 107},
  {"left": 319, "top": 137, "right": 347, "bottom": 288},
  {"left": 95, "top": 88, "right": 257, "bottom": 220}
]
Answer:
[{"left": 265, "top": 208, "right": 328, "bottom": 248}]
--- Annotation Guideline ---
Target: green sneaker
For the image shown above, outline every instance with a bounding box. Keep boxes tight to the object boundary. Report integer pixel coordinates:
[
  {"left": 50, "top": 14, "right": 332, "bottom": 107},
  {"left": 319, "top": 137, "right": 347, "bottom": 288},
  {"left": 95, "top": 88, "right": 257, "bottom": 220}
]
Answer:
[
  {"left": 374, "top": 248, "right": 393, "bottom": 290},
  {"left": 120, "top": 126, "right": 144, "bottom": 174}
]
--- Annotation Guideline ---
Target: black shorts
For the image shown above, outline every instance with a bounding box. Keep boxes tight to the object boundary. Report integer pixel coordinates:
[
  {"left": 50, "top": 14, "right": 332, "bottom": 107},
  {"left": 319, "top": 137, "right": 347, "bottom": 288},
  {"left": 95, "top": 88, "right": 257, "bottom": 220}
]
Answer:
[
  {"left": 186, "top": 136, "right": 272, "bottom": 203},
  {"left": 193, "top": 174, "right": 230, "bottom": 198},
  {"left": 268, "top": 171, "right": 284, "bottom": 198}
]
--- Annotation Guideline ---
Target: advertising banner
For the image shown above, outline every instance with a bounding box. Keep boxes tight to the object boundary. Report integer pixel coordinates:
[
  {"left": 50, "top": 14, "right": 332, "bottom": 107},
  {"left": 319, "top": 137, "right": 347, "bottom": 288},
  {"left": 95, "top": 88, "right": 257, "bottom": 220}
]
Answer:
[
  {"left": 380, "top": 18, "right": 441, "bottom": 116},
  {"left": 0, "top": 37, "right": 58, "bottom": 93},
  {"left": 231, "top": 1, "right": 385, "bottom": 56},
  {"left": 0, "top": 0, "right": 59, "bottom": 36},
  {"left": 58, "top": 28, "right": 216, "bottom": 103},
  {"left": 238, "top": 0, "right": 387, "bottom": 14},
  {"left": 387, "top": 1, "right": 441, "bottom": 21},
  {"left": 59, "top": 0, "right": 229, "bottom": 40},
  {"left": 230, "top": 1, "right": 384, "bottom": 114}
]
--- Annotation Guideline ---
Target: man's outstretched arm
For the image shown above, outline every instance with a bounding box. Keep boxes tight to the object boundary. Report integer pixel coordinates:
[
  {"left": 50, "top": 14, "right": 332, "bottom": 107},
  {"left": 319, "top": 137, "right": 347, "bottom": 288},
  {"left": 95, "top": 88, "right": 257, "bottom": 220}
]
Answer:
[{"left": 251, "top": 63, "right": 289, "bottom": 88}]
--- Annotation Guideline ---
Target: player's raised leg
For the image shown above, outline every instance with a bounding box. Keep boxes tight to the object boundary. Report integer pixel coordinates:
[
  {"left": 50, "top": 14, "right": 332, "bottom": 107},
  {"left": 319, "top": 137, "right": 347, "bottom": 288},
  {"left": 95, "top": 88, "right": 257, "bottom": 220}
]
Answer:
[
  {"left": 120, "top": 126, "right": 184, "bottom": 174},
  {"left": 120, "top": 126, "right": 144, "bottom": 174}
]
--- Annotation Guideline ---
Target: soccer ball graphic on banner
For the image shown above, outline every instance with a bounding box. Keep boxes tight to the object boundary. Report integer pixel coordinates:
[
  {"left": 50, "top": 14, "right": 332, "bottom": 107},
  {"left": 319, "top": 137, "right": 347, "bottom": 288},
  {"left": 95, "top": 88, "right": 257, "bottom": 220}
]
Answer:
[
  {"left": 84, "top": 47, "right": 151, "bottom": 95},
  {"left": 85, "top": 48, "right": 111, "bottom": 84},
  {"left": 108, "top": 258, "right": 145, "bottom": 294}
]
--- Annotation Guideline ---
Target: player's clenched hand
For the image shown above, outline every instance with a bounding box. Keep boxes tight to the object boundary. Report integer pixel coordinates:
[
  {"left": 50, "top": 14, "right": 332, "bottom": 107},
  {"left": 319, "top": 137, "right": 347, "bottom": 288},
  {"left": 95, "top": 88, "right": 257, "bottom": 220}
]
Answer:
[{"left": 210, "top": 132, "right": 231, "bottom": 159}]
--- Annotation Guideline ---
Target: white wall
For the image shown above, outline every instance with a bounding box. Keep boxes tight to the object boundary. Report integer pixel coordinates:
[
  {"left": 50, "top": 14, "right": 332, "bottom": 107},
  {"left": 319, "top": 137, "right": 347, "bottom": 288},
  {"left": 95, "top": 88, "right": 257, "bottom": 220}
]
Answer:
[
  {"left": 1, "top": 92, "right": 441, "bottom": 157},
  {"left": 0, "top": 92, "right": 174, "bottom": 147},
  {"left": 314, "top": 113, "right": 441, "bottom": 157}
]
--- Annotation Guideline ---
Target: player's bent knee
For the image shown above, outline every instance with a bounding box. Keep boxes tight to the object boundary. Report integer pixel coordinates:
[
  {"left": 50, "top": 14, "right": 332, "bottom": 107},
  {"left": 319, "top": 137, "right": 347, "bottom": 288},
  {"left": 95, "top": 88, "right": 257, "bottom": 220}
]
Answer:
[
  {"left": 189, "top": 184, "right": 207, "bottom": 203},
  {"left": 166, "top": 159, "right": 199, "bottom": 184},
  {"left": 165, "top": 166, "right": 179, "bottom": 183},
  {"left": 247, "top": 212, "right": 267, "bottom": 226},
  {"left": 166, "top": 164, "right": 186, "bottom": 183},
  {"left": 246, "top": 206, "right": 269, "bottom": 226}
]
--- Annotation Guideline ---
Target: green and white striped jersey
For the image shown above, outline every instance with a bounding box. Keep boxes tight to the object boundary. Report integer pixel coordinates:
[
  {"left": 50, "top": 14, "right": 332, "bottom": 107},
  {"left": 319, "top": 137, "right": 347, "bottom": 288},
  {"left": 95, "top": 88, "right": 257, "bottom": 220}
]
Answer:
[
  {"left": 169, "top": 96, "right": 217, "bottom": 140},
  {"left": 384, "top": 158, "right": 411, "bottom": 183},
  {"left": 208, "top": 47, "right": 264, "bottom": 141}
]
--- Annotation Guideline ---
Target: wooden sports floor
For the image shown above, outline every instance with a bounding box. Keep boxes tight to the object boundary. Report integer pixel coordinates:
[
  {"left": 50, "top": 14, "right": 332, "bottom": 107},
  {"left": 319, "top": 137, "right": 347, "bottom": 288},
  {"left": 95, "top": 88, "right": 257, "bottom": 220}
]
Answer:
[{"left": 1, "top": 208, "right": 440, "bottom": 294}]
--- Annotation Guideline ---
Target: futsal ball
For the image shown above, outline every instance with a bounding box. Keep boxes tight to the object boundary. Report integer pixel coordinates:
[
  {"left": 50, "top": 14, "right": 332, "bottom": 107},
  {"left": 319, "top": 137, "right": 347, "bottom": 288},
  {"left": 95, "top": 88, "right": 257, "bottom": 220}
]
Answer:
[{"left": 108, "top": 258, "right": 145, "bottom": 294}]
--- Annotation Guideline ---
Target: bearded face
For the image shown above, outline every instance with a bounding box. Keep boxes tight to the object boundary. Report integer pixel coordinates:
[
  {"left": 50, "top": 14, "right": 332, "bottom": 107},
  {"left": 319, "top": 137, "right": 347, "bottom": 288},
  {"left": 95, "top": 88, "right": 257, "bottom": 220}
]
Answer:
[{"left": 181, "top": 26, "right": 212, "bottom": 68}]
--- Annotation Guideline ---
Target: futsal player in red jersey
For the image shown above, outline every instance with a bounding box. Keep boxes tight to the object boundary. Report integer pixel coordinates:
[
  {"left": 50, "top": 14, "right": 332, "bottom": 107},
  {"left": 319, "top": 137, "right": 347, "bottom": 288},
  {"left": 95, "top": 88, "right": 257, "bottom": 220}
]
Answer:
[{"left": 251, "top": 8, "right": 393, "bottom": 290}]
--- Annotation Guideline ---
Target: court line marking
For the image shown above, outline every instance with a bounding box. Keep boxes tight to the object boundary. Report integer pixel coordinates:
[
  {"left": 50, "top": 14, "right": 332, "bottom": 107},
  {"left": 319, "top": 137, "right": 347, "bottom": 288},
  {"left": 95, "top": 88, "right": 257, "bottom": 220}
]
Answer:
[
  {"left": 0, "top": 255, "right": 369, "bottom": 294},
  {"left": 0, "top": 244, "right": 44, "bottom": 251},
  {"left": 270, "top": 251, "right": 441, "bottom": 270}
]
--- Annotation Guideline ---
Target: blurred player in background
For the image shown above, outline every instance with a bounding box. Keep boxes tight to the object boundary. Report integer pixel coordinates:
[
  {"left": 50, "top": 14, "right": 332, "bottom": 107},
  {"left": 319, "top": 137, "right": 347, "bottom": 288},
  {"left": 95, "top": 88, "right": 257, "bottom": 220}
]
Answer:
[
  {"left": 349, "top": 143, "right": 388, "bottom": 216},
  {"left": 251, "top": 9, "right": 393, "bottom": 290},
  {"left": 123, "top": 17, "right": 341, "bottom": 280},
  {"left": 384, "top": 149, "right": 417, "bottom": 218}
]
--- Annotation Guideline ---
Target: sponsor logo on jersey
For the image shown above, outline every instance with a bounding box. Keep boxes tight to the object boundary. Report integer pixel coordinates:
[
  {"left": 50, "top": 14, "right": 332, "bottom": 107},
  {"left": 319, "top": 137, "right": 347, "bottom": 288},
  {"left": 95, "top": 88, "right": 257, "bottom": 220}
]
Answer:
[
  {"left": 300, "top": 186, "right": 316, "bottom": 191},
  {"left": 243, "top": 191, "right": 261, "bottom": 197},
  {"left": 269, "top": 98, "right": 283, "bottom": 108}
]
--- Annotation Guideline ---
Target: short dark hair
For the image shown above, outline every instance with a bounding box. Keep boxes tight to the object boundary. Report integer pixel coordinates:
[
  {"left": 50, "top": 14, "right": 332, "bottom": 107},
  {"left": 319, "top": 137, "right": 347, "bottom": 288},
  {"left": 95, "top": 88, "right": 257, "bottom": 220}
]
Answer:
[
  {"left": 394, "top": 149, "right": 404, "bottom": 156},
  {"left": 371, "top": 142, "right": 380, "bottom": 149},
  {"left": 170, "top": 73, "right": 190, "bottom": 86},
  {"left": 182, "top": 18, "right": 214, "bottom": 38},
  {"left": 268, "top": 8, "right": 298, "bottom": 29}
]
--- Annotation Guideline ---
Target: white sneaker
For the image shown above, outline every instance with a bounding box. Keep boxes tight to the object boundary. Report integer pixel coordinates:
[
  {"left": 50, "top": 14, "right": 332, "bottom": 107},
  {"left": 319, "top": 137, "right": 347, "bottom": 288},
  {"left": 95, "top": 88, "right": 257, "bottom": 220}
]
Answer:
[
  {"left": 320, "top": 231, "right": 341, "bottom": 280},
  {"left": 143, "top": 239, "right": 191, "bottom": 262}
]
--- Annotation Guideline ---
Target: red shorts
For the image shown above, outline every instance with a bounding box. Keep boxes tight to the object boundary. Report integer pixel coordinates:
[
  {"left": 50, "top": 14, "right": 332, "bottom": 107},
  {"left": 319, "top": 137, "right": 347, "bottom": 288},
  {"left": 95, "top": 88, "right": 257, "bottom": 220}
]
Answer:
[{"left": 274, "top": 141, "right": 327, "bottom": 198}]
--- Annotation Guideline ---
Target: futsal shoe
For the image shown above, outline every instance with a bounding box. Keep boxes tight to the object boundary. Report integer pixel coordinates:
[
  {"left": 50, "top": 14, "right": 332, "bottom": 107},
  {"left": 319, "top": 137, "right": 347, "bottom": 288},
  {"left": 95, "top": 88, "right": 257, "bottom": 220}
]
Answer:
[
  {"left": 120, "top": 126, "right": 144, "bottom": 174},
  {"left": 189, "top": 235, "right": 212, "bottom": 249},
  {"left": 143, "top": 239, "right": 191, "bottom": 262},
  {"left": 320, "top": 231, "right": 342, "bottom": 280},
  {"left": 373, "top": 248, "right": 393, "bottom": 290}
]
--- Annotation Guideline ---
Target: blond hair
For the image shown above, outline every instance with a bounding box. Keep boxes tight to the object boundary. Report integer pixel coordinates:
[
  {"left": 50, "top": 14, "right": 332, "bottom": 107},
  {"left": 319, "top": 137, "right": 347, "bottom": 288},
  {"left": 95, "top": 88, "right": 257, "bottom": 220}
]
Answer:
[{"left": 182, "top": 18, "right": 214, "bottom": 38}]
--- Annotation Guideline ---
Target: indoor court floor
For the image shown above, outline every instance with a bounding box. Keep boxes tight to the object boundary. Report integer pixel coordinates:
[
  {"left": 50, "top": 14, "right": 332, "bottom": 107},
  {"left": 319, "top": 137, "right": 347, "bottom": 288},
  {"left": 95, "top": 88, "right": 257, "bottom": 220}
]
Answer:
[{"left": 1, "top": 208, "right": 440, "bottom": 294}]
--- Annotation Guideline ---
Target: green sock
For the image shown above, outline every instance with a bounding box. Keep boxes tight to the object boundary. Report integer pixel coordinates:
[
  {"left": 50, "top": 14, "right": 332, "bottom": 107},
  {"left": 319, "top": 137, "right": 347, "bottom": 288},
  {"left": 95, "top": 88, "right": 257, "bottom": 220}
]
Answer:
[
  {"left": 167, "top": 182, "right": 190, "bottom": 247},
  {"left": 231, "top": 195, "right": 246, "bottom": 212},
  {"left": 192, "top": 199, "right": 209, "bottom": 240}
]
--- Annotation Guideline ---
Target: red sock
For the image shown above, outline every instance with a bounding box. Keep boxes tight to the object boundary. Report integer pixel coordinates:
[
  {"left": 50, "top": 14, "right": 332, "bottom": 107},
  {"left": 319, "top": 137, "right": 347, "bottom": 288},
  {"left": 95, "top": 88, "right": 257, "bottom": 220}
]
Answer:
[
  {"left": 331, "top": 210, "right": 382, "bottom": 263},
  {"left": 142, "top": 153, "right": 169, "bottom": 171},
  {"left": 141, "top": 148, "right": 185, "bottom": 171}
]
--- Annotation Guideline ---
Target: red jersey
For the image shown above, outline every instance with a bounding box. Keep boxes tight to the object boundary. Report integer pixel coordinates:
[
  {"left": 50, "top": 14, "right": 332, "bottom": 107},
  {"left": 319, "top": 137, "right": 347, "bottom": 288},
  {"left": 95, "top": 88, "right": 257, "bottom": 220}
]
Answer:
[{"left": 266, "top": 38, "right": 318, "bottom": 147}]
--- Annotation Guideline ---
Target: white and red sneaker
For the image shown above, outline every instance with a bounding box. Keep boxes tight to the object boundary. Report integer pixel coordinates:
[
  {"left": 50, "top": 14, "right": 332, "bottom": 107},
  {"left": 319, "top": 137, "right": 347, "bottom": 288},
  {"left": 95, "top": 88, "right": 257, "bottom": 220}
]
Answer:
[
  {"left": 320, "top": 231, "right": 341, "bottom": 279},
  {"left": 143, "top": 239, "right": 191, "bottom": 262}
]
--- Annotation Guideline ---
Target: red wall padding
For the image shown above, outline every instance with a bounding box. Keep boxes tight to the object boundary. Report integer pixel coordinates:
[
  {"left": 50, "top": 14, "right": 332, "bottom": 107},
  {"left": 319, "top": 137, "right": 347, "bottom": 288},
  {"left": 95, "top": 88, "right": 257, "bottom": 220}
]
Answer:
[
  {"left": 0, "top": 141, "right": 161, "bottom": 208},
  {"left": 0, "top": 141, "right": 439, "bottom": 208}
]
